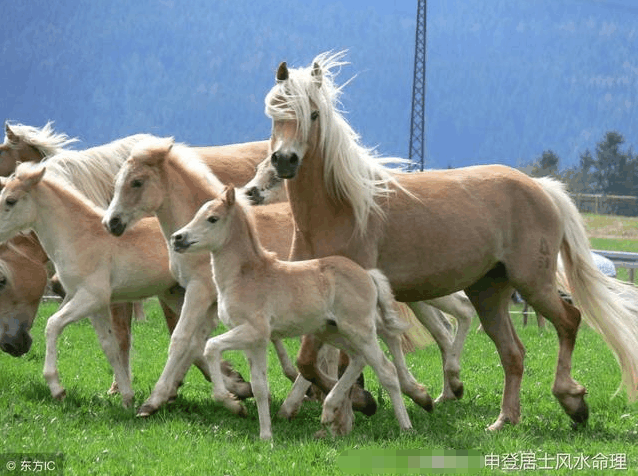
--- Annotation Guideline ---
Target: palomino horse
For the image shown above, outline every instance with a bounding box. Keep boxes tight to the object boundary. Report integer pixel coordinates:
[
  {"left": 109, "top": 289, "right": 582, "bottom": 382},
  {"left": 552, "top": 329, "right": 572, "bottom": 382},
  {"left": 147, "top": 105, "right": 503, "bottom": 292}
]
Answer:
[
  {"left": 172, "top": 186, "right": 416, "bottom": 439},
  {"left": 103, "top": 138, "right": 301, "bottom": 416},
  {"left": 103, "top": 137, "right": 474, "bottom": 419},
  {"left": 0, "top": 122, "right": 263, "bottom": 398},
  {"left": 264, "top": 52, "right": 638, "bottom": 430},
  {"left": 0, "top": 232, "right": 48, "bottom": 357},
  {"left": 0, "top": 163, "right": 195, "bottom": 406}
]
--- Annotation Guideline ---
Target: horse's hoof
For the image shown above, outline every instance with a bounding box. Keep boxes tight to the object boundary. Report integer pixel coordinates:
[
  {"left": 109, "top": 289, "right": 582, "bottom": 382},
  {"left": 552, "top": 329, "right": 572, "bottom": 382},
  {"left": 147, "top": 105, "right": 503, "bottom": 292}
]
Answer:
[
  {"left": 52, "top": 389, "right": 66, "bottom": 401},
  {"left": 136, "top": 404, "right": 157, "bottom": 417},
  {"left": 452, "top": 382, "right": 464, "bottom": 400},
  {"left": 568, "top": 400, "right": 589, "bottom": 428},
  {"left": 352, "top": 389, "right": 377, "bottom": 416},
  {"left": 415, "top": 393, "right": 434, "bottom": 413}
]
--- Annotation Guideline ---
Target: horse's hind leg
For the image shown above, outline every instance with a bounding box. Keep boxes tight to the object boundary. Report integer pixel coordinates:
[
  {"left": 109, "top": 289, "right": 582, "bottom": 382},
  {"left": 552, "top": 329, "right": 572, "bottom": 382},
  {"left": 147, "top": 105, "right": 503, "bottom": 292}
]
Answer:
[
  {"left": 465, "top": 270, "right": 526, "bottom": 431},
  {"left": 90, "top": 309, "right": 135, "bottom": 408},
  {"left": 519, "top": 285, "right": 587, "bottom": 427},
  {"left": 296, "top": 334, "right": 377, "bottom": 416},
  {"left": 425, "top": 292, "right": 475, "bottom": 402},
  {"left": 408, "top": 301, "right": 464, "bottom": 403},
  {"left": 108, "top": 302, "right": 134, "bottom": 395},
  {"left": 378, "top": 328, "right": 433, "bottom": 412}
]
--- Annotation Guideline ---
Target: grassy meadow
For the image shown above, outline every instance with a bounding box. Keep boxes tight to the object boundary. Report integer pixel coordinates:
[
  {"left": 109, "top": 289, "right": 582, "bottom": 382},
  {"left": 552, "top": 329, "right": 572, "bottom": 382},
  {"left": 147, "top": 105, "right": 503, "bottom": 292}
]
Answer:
[{"left": 1, "top": 213, "right": 637, "bottom": 475}]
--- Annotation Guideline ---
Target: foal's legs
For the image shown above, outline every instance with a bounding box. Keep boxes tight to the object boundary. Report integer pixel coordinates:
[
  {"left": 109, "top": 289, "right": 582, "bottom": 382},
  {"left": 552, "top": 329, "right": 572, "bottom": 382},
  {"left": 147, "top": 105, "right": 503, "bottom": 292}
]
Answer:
[
  {"left": 203, "top": 324, "right": 267, "bottom": 420},
  {"left": 43, "top": 289, "right": 118, "bottom": 402},
  {"left": 90, "top": 310, "right": 135, "bottom": 408},
  {"left": 108, "top": 302, "right": 134, "bottom": 395},
  {"left": 296, "top": 335, "right": 377, "bottom": 415},
  {"left": 465, "top": 270, "right": 526, "bottom": 431},
  {"left": 138, "top": 280, "right": 218, "bottom": 416}
]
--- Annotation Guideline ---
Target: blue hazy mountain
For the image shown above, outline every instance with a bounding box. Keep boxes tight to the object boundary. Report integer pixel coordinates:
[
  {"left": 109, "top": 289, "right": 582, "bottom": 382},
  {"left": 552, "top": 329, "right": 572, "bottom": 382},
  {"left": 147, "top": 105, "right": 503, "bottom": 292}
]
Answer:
[{"left": 1, "top": 0, "right": 636, "bottom": 170}]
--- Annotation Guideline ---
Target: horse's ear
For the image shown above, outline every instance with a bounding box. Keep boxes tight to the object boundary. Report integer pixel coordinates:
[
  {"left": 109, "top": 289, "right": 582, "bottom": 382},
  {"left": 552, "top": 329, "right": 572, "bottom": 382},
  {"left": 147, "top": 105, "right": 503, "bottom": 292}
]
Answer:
[
  {"left": 276, "top": 62, "right": 289, "bottom": 83},
  {"left": 311, "top": 62, "right": 322, "bottom": 88},
  {"left": 143, "top": 137, "right": 174, "bottom": 165},
  {"left": 224, "top": 185, "right": 236, "bottom": 206},
  {"left": 5, "top": 122, "right": 18, "bottom": 144},
  {"left": 0, "top": 176, "right": 7, "bottom": 190},
  {"left": 22, "top": 166, "right": 45, "bottom": 189}
]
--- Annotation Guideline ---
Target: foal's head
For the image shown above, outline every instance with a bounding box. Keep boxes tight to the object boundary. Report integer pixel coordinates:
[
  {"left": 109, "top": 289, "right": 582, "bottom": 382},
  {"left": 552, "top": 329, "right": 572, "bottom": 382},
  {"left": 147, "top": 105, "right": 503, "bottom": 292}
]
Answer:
[
  {"left": 171, "top": 186, "right": 237, "bottom": 254},
  {"left": 0, "top": 164, "right": 45, "bottom": 242},
  {"left": 104, "top": 136, "right": 174, "bottom": 236}
]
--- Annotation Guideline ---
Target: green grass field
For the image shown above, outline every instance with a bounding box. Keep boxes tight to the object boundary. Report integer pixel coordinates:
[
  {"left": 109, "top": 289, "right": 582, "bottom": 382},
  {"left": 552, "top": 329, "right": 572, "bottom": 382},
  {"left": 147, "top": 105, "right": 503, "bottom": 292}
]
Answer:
[
  {"left": 1, "top": 300, "right": 637, "bottom": 475},
  {"left": 1, "top": 213, "right": 637, "bottom": 475}
]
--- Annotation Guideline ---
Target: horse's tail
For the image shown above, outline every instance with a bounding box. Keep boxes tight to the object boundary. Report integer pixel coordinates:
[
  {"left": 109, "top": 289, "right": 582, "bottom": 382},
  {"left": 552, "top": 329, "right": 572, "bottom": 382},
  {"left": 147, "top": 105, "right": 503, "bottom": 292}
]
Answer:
[
  {"left": 537, "top": 176, "right": 638, "bottom": 402},
  {"left": 368, "top": 269, "right": 410, "bottom": 336}
]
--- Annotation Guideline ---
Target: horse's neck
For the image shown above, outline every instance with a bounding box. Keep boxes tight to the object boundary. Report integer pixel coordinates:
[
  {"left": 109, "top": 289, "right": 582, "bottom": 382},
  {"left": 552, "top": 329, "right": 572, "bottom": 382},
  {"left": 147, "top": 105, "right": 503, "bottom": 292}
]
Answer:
[
  {"left": 285, "top": 146, "right": 360, "bottom": 260},
  {"left": 32, "top": 181, "right": 98, "bottom": 259},
  {"left": 155, "top": 160, "right": 219, "bottom": 238},
  {"left": 211, "top": 208, "right": 270, "bottom": 291}
]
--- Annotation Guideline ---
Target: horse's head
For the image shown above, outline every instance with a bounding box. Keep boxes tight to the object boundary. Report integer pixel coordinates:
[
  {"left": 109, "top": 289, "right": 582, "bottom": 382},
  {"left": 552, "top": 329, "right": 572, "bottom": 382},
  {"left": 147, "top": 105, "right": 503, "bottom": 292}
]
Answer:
[
  {"left": 0, "top": 163, "right": 44, "bottom": 242},
  {"left": 241, "top": 156, "right": 286, "bottom": 205},
  {"left": 0, "top": 238, "right": 48, "bottom": 357},
  {"left": 172, "top": 186, "right": 236, "bottom": 254},
  {"left": 0, "top": 122, "right": 45, "bottom": 177},
  {"left": 104, "top": 136, "right": 174, "bottom": 236},
  {"left": 265, "top": 56, "right": 333, "bottom": 180}
]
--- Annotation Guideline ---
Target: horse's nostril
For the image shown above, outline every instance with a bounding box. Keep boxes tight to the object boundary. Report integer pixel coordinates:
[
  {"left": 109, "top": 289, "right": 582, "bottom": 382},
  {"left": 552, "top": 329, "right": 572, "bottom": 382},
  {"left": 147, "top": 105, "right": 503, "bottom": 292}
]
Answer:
[
  {"left": 247, "top": 187, "right": 258, "bottom": 198},
  {"left": 271, "top": 152, "right": 279, "bottom": 165},
  {"left": 173, "top": 234, "right": 183, "bottom": 242},
  {"left": 109, "top": 217, "right": 121, "bottom": 228},
  {"left": 290, "top": 154, "right": 299, "bottom": 165}
]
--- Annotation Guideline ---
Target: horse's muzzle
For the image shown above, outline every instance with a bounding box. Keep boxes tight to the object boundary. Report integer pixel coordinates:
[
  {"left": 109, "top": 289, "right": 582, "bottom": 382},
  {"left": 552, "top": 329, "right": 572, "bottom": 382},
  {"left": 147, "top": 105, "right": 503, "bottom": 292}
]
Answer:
[
  {"left": 171, "top": 234, "right": 196, "bottom": 253},
  {"left": 107, "top": 216, "right": 127, "bottom": 237},
  {"left": 245, "top": 186, "right": 264, "bottom": 205},
  {"left": 271, "top": 151, "right": 299, "bottom": 179},
  {"left": 0, "top": 328, "right": 32, "bottom": 357}
]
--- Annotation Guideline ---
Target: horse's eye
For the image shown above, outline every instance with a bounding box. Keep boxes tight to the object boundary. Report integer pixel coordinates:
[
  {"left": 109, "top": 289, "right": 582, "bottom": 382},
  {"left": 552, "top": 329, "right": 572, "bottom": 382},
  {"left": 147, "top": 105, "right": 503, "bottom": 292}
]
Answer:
[
  {"left": 131, "top": 179, "right": 143, "bottom": 188},
  {"left": 5, "top": 197, "right": 16, "bottom": 207},
  {"left": 0, "top": 276, "right": 6, "bottom": 289},
  {"left": 207, "top": 216, "right": 218, "bottom": 224},
  {"left": 311, "top": 110, "right": 319, "bottom": 121}
]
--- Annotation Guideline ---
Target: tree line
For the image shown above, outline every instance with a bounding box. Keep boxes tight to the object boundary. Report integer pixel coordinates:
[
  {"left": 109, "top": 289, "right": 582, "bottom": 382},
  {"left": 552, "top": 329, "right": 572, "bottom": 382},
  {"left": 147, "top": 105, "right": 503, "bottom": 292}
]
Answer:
[{"left": 521, "top": 131, "right": 638, "bottom": 216}]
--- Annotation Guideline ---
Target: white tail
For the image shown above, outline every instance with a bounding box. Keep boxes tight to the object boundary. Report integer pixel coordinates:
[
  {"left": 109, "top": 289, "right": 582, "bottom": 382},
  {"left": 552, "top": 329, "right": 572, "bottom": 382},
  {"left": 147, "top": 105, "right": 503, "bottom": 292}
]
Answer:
[
  {"left": 368, "top": 269, "right": 410, "bottom": 335},
  {"left": 537, "top": 177, "right": 638, "bottom": 401}
]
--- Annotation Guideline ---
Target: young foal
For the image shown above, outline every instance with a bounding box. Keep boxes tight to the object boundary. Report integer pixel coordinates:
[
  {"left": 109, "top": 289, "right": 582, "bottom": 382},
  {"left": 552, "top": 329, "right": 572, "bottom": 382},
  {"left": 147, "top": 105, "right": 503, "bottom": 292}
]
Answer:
[
  {"left": 172, "top": 186, "right": 412, "bottom": 439},
  {"left": 0, "top": 163, "right": 187, "bottom": 407}
]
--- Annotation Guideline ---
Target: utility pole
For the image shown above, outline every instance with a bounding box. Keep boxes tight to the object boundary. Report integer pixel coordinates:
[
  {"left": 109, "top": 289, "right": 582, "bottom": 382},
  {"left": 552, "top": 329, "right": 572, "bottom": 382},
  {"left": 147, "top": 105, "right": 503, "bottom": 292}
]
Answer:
[{"left": 409, "top": 0, "right": 426, "bottom": 171}]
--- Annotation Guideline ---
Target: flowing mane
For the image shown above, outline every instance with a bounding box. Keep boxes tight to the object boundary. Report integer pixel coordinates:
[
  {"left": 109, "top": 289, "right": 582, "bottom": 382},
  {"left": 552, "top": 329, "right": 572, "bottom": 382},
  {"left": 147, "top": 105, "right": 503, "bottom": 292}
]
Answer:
[
  {"left": 265, "top": 51, "right": 408, "bottom": 233},
  {"left": 3, "top": 121, "right": 78, "bottom": 157},
  {"left": 44, "top": 134, "right": 154, "bottom": 208},
  {"left": 166, "top": 141, "right": 226, "bottom": 196}
]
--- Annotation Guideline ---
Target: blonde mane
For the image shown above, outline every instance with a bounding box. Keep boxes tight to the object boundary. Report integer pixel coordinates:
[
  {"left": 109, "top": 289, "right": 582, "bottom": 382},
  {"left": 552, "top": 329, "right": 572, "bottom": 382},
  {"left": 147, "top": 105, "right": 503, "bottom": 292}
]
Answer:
[
  {"left": 167, "top": 141, "right": 225, "bottom": 196},
  {"left": 44, "top": 134, "right": 154, "bottom": 208},
  {"left": 4, "top": 122, "right": 78, "bottom": 157},
  {"left": 265, "top": 51, "right": 409, "bottom": 233}
]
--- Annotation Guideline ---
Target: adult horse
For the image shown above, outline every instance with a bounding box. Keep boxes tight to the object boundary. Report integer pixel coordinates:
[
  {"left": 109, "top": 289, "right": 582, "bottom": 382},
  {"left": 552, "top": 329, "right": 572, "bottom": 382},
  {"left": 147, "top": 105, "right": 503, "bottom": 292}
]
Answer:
[
  {"left": 0, "top": 232, "right": 48, "bottom": 357},
  {"left": 264, "top": 51, "right": 638, "bottom": 430}
]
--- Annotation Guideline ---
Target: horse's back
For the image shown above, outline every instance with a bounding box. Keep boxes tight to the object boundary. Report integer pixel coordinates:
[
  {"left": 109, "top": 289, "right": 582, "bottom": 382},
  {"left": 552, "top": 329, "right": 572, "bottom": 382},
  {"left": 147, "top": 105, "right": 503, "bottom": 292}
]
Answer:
[{"left": 195, "top": 140, "right": 270, "bottom": 187}]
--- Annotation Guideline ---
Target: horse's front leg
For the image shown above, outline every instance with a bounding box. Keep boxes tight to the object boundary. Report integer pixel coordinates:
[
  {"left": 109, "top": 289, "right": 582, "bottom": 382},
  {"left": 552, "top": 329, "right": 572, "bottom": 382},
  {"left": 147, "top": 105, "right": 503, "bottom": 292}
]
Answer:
[
  {"left": 204, "top": 323, "right": 267, "bottom": 420},
  {"left": 138, "top": 279, "right": 218, "bottom": 417},
  {"left": 43, "top": 289, "right": 108, "bottom": 401}
]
